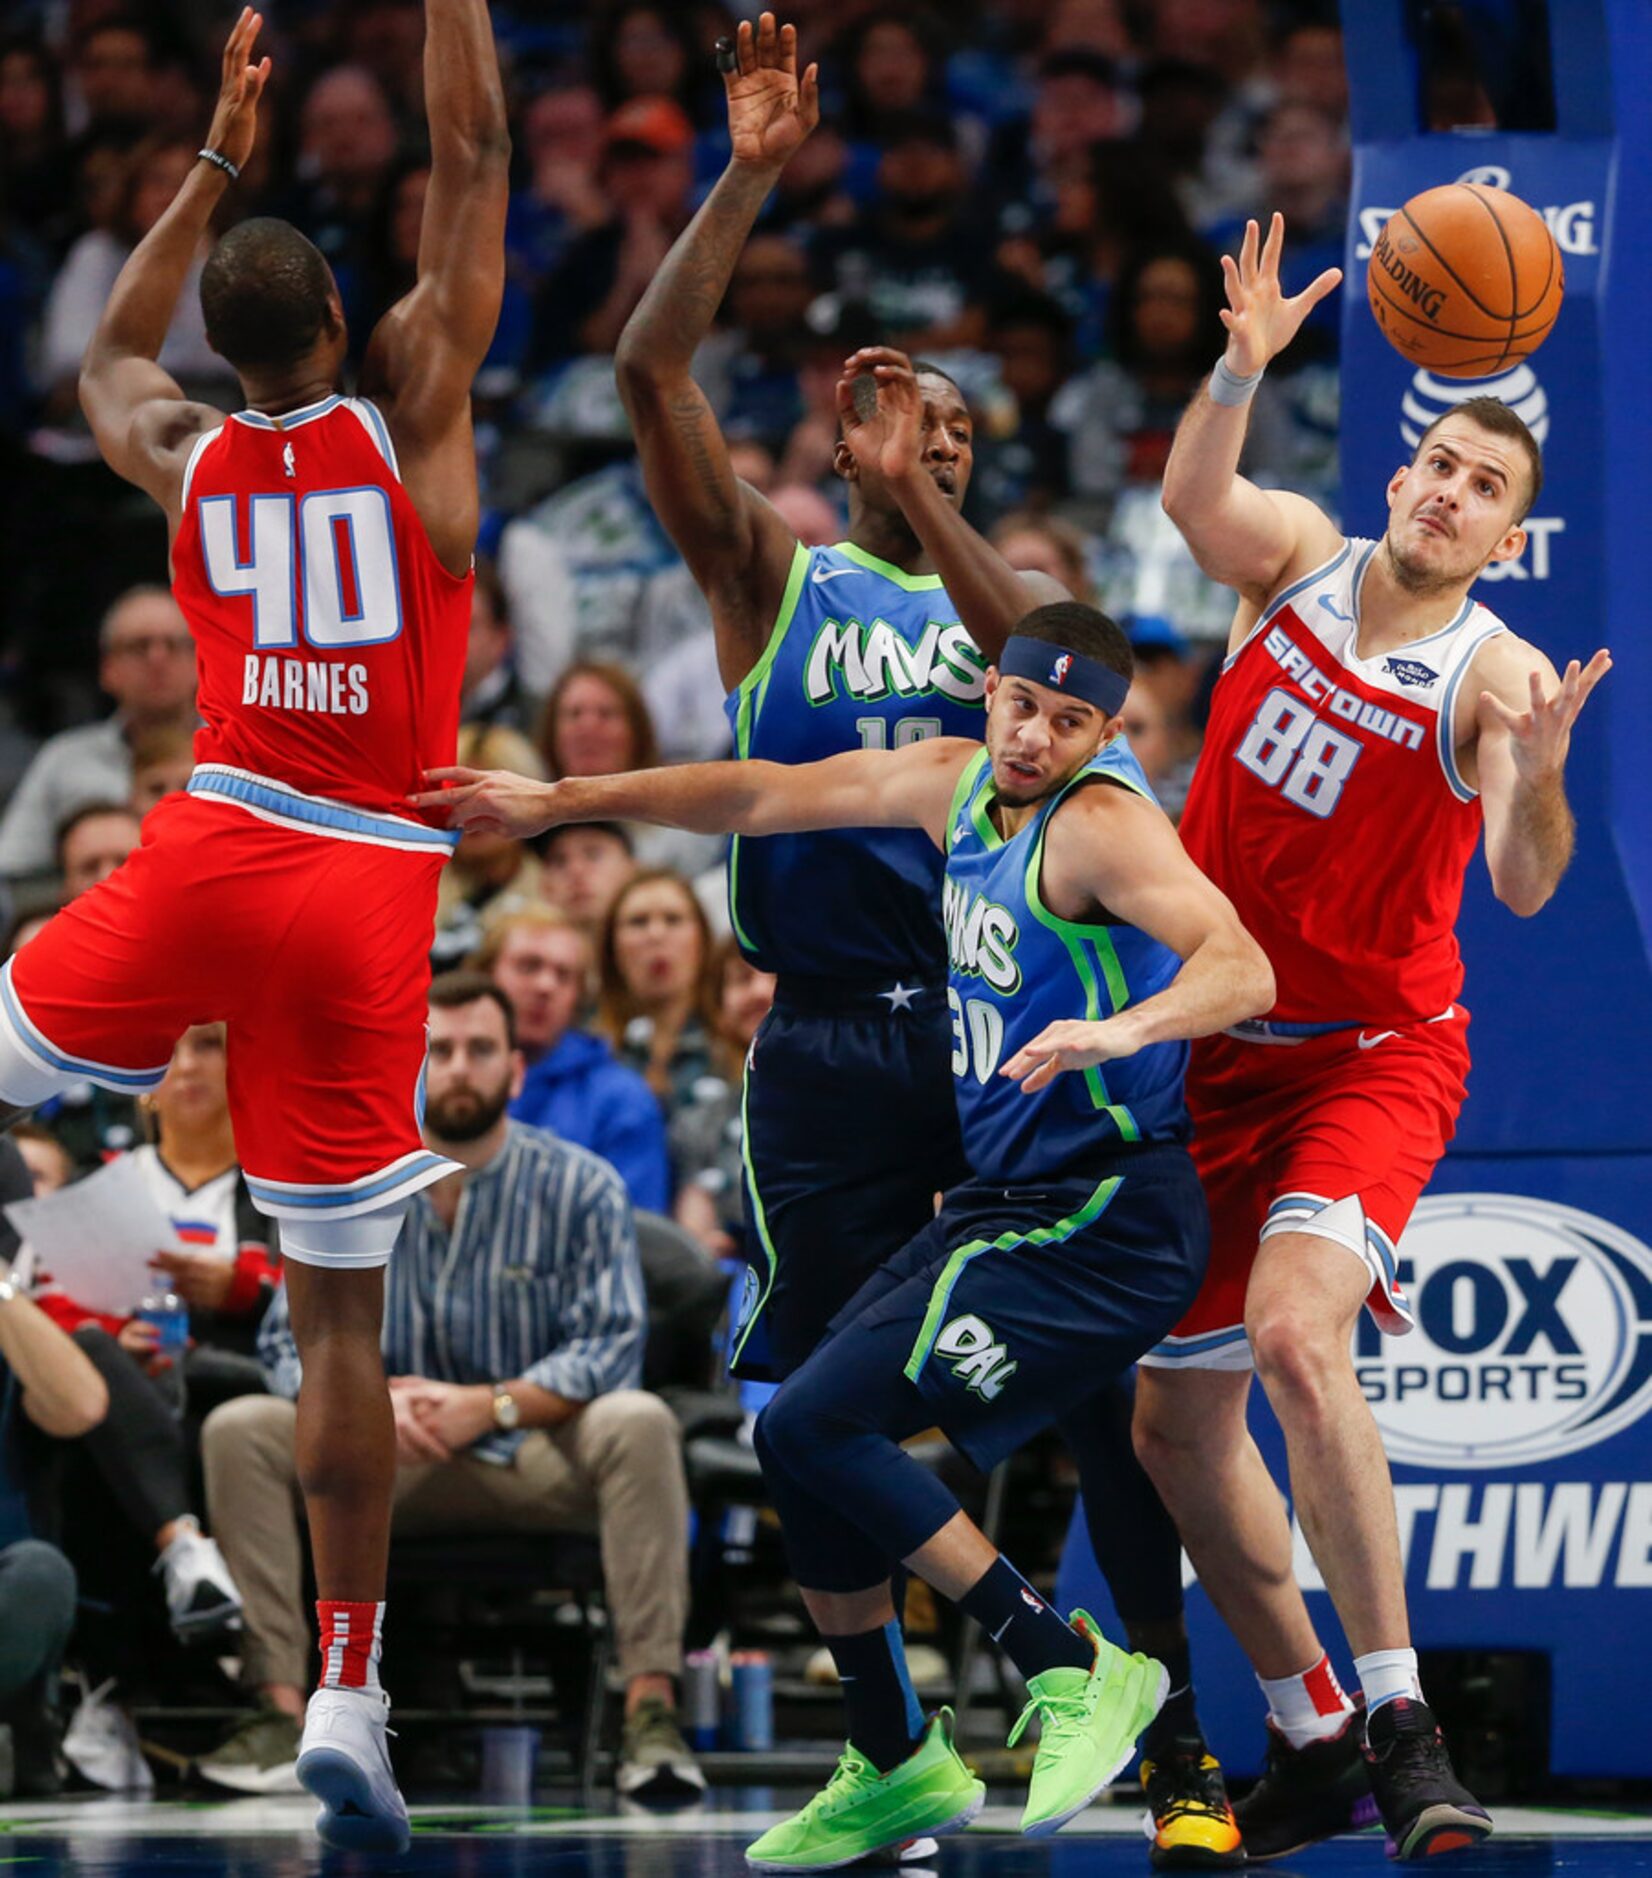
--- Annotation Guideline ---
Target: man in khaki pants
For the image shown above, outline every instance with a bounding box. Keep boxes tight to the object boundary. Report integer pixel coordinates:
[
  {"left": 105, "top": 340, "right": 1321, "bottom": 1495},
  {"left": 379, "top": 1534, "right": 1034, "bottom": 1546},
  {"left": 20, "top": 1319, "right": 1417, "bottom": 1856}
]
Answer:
[{"left": 196, "top": 973, "right": 700, "bottom": 1801}]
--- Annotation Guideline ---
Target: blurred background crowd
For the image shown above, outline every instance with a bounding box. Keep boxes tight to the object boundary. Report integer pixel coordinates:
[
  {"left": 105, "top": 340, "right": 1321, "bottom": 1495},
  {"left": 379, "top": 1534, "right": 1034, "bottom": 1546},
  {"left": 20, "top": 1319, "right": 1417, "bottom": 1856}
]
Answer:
[
  {"left": 0, "top": 0, "right": 1359, "bottom": 1235},
  {"left": 0, "top": 0, "right": 1365, "bottom": 1796}
]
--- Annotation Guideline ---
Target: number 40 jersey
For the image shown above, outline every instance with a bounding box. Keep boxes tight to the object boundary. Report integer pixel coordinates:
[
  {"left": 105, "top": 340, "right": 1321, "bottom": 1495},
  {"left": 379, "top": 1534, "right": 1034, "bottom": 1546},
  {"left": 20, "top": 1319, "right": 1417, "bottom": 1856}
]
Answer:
[
  {"left": 170, "top": 393, "right": 470, "bottom": 827},
  {"left": 1177, "top": 535, "right": 1508, "bottom": 1028}
]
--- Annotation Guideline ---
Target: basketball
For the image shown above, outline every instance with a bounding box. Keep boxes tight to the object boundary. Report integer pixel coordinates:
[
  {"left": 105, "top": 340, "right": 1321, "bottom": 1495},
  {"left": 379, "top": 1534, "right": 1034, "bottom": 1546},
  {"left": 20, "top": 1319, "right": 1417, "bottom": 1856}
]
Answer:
[{"left": 1367, "top": 183, "right": 1564, "bottom": 377}]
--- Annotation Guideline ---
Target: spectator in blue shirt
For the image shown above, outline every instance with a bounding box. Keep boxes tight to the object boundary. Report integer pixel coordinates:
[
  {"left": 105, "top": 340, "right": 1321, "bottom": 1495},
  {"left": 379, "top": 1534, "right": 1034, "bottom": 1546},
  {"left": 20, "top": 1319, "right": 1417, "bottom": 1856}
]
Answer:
[
  {"left": 196, "top": 975, "right": 699, "bottom": 1801},
  {"left": 478, "top": 906, "right": 672, "bottom": 1212}
]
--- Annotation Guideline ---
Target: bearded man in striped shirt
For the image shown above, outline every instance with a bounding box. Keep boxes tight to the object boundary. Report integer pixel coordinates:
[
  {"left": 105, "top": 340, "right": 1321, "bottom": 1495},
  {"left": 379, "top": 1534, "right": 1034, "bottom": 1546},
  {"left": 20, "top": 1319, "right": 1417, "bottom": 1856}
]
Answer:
[{"left": 194, "top": 972, "right": 702, "bottom": 1802}]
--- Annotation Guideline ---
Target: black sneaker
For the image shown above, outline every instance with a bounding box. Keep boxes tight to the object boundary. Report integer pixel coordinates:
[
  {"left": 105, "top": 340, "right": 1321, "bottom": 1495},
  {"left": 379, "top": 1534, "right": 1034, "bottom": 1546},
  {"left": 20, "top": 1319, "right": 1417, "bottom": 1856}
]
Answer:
[
  {"left": 9, "top": 1701, "right": 66, "bottom": 1798},
  {"left": 1142, "top": 1738, "right": 1246, "bottom": 1868},
  {"left": 1234, "top": 1704, "right": 1378, "bottom": 1860},
  {"left": 1362, "top": 1698, "right": 1491, "bottom": 1861}
]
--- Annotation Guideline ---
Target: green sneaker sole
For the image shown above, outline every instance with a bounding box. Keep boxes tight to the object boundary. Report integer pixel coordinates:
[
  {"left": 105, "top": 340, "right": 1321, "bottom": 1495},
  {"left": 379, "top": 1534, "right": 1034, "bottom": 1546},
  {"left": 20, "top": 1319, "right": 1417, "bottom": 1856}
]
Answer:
[
  {"left": 746, "top": 1786, "right": 985, "bottom": 1873},
  {"left": 1024, "top": 1658, "right": 1171, "bottom": 1839}
]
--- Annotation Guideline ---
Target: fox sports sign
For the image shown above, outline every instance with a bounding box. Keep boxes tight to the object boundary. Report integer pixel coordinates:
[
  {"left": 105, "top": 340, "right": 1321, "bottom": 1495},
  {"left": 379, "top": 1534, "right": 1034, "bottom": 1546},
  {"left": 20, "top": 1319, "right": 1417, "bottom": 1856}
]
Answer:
[{"left": 1357, "top": 1196, "right": 1652, "bottom": 1469}]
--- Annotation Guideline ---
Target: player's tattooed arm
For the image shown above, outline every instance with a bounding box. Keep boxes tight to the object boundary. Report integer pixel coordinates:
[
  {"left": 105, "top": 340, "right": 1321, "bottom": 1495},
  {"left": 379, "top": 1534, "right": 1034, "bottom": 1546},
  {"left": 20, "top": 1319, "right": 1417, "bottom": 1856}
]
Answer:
[
  {"left": 1161, "top": 214, "right": 1342, "bottom": 604},
  {"left": 614, "top": 14, "right": 819, "bottom": 688},
  {"left": 1471, "top": 635, "right": 1611, "bottom": 917},
  {"left": 415, "top": 737, "right": 974, "bottom": 847},
  {"left": 1002, "top": 786, "right": 1275, "bottom": 1093},
  {"left": 80, "top": 7, "right": 269, "bottom": 514},
  {"left": 835, "top": 348, "right": 1065, "bottom": 663}
]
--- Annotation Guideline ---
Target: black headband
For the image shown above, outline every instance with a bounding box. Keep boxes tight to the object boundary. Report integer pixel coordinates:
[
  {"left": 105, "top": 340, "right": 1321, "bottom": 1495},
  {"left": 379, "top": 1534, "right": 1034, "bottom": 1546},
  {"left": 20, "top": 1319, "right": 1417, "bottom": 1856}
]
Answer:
[{"left": 998, "top": 635, "right": 1129, "bottom": 718}]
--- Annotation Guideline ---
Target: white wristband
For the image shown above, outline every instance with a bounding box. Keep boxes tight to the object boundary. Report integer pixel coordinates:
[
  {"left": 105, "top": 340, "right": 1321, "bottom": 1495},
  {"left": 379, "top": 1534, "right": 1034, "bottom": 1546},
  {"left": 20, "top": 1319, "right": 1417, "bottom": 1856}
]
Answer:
[{"left": 1209, "top": 357, "right": 1264, "bottom": 407}]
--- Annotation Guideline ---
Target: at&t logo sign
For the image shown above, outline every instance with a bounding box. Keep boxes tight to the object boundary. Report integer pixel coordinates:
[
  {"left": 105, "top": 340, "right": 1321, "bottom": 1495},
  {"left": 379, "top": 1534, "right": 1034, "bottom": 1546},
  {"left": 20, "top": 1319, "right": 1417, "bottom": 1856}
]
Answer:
[
  {"left": 1357, "top": 1196, "right": 1652, "bottom": 1469},
  {"left": 1400, "top": 364, "right": 1564, "bottom": 580}
]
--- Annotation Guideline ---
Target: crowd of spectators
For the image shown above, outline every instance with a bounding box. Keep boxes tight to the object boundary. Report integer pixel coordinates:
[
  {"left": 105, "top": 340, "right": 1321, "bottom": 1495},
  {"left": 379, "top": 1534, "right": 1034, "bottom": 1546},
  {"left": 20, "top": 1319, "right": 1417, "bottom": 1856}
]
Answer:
[{"left": 0, "top": 0, "right": 1357, "bottom": 1805}]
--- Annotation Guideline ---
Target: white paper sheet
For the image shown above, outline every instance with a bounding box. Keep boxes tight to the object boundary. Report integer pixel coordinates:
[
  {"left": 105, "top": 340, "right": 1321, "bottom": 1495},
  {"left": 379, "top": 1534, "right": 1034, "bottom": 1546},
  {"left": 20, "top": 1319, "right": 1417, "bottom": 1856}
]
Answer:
[{"left": 4, "top": 1155, "right": 184, "bottom": 1315}]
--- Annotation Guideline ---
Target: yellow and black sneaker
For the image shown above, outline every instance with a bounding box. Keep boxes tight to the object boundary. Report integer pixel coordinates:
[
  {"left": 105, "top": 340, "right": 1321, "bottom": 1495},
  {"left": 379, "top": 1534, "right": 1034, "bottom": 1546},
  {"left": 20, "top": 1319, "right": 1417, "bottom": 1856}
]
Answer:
[{"left": 1142, "top": 1740, "right": 1246, "bottom": 1869}]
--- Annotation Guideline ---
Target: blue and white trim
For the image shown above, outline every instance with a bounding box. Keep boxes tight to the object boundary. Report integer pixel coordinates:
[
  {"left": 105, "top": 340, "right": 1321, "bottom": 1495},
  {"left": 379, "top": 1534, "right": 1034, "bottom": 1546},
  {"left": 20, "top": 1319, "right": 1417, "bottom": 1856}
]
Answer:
[
  {"left": 1139, "top": 1323, "right": 1254, "bottom": 1371},
  {"left": 231, "top": 393, "right": 344, "bottom": 432},
  {"left": 1224, "top": 1017, "right": 1360, "bottom": 1044},
  {"left": 343, "top": 398, "right": 400, "bottom": 479},
  {"left": 246, "top": 1148, "right": 461, "bottom": 1222},
  {"left": 188, "top": 765, "right": 458, "bottom": 854},
  {"left": 1435, "top": 618, "right": 1510, "bottom": 803},
  {"left": 1223, "top": 543, "right": 1353, "bottom": 674},
  {"left": 1260, "top": 1190, "right": 1416, "bottom": 1335},
  {"left": 0, "top": 959, "right": 171, "bottom": 1095},
  {"left": 179, "top": 423, "right": 226, "bottom": 507}
]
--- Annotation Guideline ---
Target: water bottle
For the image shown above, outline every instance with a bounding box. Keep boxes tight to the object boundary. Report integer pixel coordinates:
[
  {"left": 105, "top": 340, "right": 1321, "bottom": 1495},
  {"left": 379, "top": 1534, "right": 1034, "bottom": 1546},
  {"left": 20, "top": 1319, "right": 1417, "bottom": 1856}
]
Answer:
[
  {"left": 729, "top": 1650, "right": 774, "bottom": 1751},
  {"left": 137, "top": 1291, "right": 190, "bottom": 1360}
]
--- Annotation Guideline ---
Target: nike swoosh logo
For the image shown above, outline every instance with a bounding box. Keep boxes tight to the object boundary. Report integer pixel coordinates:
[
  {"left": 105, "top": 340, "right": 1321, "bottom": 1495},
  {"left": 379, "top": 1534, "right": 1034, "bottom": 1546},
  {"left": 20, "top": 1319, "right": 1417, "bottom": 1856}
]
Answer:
[
  {"left": 1318, "top": 595, "right": 1354, "bottom": 623},
  {"left": 1358, "top": 1030, "right": 1400, "bottom": 1050},
  {"left": 990, "top": 1617, "right": 1013, "bottom": 1642},
  {"left": 811, "top": 566, "right": 858, "bottom": 584}
]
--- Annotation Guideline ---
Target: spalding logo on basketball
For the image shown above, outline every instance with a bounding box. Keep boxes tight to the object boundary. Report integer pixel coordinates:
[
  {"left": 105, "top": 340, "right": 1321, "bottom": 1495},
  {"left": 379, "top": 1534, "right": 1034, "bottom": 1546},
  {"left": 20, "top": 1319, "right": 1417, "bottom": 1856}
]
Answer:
[
  {"left": 1400, "top": 361, "right": 1549, "bottom": 453},
  {"left": 1355, "top": 1196, "right": 1652, "bottom": 1470},
  {"left": 1367, "top": 183, "right": 1564, "bottom": 378}
]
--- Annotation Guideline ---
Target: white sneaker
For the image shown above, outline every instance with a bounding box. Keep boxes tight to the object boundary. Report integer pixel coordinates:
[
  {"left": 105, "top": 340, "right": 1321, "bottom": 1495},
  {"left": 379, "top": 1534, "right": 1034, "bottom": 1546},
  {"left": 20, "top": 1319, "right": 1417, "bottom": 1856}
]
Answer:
[
  {"left": 156, "top": 1523, "right": 243, "bottom": 1643},
  {"left": 296, "top": 1686, "right": 411, "bottom": 1854},
  {"left": 62, "top": 1679, "right": 155, "bottom": 1792}
]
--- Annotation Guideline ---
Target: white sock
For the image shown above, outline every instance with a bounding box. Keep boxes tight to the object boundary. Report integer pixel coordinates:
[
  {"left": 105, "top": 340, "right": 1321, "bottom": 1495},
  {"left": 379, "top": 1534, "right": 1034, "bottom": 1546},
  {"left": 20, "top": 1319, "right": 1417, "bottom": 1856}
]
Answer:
[
  {"left": 1258, "top": 1652, "right": 1354, "bottom": 1749},
  {"left": 1355, "top": 1646, "right": 1422, "bottom": 1716}
]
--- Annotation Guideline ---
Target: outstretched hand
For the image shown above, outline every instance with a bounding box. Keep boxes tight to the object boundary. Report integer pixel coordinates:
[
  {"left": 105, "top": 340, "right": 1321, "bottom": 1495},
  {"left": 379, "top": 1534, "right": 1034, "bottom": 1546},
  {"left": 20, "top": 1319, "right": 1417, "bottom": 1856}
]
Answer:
[
  {"left": 999, "top": 1017, "right": 1141, "bottom": 1095},
  {"left": 835, "top": 346, "right": 924, "bottom": 483},
  {"left": 722, "top": 12, "right": 820, "bottom": 171},
  {"left": 204, "top": 7, "right": 271, "bottom": 175},
  {"left": 1478, "top": 650, "right": 1612, "bottom": 785},
  {"left": 410, "top": 767, "right": 561, "bottom": 839},
  {"left": 1219, "top": 212, "right": 1341, "bottom": 376}
]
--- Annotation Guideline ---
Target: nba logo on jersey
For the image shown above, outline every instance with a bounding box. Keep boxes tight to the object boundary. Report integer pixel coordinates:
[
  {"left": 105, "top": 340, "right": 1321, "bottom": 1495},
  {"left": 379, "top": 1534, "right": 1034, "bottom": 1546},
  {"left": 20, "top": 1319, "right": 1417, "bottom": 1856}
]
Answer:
[{"left": 1049, "top": 653, "right": 1073, "bottom": 686}]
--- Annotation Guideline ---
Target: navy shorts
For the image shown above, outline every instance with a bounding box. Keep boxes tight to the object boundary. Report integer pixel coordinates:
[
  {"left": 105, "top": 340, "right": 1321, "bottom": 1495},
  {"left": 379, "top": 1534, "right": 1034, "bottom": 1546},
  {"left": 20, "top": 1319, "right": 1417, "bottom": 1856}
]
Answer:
[
  {"left": 734, "top": 977, "right": 967, "bottom": 1381},
  {"left": 822, "top": 1142, "right": 1210, "bottom": 1472}
]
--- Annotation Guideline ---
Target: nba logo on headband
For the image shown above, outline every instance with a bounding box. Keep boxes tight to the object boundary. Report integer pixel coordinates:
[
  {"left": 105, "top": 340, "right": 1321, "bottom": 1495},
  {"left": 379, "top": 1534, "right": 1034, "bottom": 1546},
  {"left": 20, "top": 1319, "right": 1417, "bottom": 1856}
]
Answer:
[{"left": 1049, "top": 654, "right": 1073, "bottom": 687}]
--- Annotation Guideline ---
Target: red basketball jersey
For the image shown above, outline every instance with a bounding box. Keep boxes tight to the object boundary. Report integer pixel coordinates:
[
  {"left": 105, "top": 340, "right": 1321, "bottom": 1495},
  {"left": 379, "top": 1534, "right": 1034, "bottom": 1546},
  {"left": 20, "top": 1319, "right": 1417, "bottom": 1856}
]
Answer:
[
  {"left": 170, "top": 393, "right": 470, "bottom": 825},
  {"left": 1178, "top": 537, "right": 1508, "bottom": 1026}
]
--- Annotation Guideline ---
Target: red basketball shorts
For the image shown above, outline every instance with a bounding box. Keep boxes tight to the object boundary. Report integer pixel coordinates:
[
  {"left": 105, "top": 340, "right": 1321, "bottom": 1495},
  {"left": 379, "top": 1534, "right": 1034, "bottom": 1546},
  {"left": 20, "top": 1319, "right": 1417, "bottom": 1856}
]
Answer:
[
  {"left": 0, "top": 781, "right": 458, "bottom": 1228},
  {"left": 1141, "top": 1007, "right": 1472, "bottom": 1370}
]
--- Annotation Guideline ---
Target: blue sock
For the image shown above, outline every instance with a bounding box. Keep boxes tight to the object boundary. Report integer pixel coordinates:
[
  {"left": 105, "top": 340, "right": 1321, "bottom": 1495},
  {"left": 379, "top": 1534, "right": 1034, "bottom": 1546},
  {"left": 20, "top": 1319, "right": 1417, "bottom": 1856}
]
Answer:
[
  {"left": 823, "top": 1620, "right": 925, "bottom": 1773},
  {"left": 959, "top": 1556, "right": 1093, "bottom": 1681}
]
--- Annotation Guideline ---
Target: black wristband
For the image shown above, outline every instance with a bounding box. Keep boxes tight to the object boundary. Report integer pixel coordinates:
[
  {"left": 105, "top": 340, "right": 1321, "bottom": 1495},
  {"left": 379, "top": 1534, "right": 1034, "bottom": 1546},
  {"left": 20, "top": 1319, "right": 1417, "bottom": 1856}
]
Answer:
[{"left": 198, "top": 146, "right": 240, "bottom": 182}]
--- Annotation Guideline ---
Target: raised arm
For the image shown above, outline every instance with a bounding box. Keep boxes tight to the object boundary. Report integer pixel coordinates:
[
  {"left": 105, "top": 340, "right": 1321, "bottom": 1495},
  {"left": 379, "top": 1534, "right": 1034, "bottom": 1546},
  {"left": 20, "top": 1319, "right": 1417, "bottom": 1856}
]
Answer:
[
  {"left": 1471, "top": 637, "right": 1611, "bottom": 917},
  {"left": 613, "top": 13, "right": 818, "bottom": 687},
  {"left": 413, "top": 735, "right": 973, "bottom": 847},
  {"left": 359, "top": 0, "right": 510, "bottom": 570},
  {"left": 836, "top": 348, "right": 1066, "bottom": 664},
  {"left": 1003, "top": 785, "right": 1275, "bottom": 1091},
  {"left": 1160, "top": 213, "right": 1343, "bottom": 606},
  {"left": 78, "top": 8, "right": 269, "bottom": 521}
]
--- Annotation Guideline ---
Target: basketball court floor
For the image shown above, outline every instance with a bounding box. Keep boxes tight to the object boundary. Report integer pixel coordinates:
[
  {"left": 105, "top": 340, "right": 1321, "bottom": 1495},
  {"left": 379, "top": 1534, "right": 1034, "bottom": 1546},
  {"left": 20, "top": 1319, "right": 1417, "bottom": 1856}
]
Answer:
[{"left": 2, "top": 1791, "right": 1648, "bottom": 1875}]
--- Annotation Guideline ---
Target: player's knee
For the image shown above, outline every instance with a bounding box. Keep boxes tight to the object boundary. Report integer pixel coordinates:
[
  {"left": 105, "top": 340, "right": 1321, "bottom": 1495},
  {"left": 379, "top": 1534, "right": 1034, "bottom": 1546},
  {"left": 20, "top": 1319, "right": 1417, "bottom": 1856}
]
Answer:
[
  {"left": 1247, "top": 1299, "right": 1345, "bottom": 1413},
  {"left": 755, "top": 1379, "right": 844, "bottom": 1486}
]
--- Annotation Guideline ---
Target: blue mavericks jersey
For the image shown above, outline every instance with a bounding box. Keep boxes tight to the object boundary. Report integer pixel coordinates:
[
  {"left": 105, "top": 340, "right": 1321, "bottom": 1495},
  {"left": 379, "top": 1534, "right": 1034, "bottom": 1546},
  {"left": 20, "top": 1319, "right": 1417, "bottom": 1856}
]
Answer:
[
  {"left": 944, "top": 744, "right": 1189, "bottom": 1181},
  {"left": 725, "top": 541, "right": 988, "bottom": 979}
]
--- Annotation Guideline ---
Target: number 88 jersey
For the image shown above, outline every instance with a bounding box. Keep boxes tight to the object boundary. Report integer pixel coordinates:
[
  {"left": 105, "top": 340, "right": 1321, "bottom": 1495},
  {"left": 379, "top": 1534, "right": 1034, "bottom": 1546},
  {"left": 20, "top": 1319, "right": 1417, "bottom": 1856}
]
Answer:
[
  {"left": 170, "top": 394, "right": 471, "bottom": 827},
  {"left": 1178, "top": 536, "right": 1508, "bottom": 1028}
]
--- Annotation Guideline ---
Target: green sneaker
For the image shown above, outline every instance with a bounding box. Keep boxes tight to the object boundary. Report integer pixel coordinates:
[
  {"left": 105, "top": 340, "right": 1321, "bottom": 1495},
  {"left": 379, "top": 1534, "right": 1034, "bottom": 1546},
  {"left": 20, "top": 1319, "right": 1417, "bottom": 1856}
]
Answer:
[
  {"left": 745, "top": 1707, "right": 984, "bottom": 1872},
  {"left": 1010, "top": 1611, "right": 1169, "bottom": 1837}
]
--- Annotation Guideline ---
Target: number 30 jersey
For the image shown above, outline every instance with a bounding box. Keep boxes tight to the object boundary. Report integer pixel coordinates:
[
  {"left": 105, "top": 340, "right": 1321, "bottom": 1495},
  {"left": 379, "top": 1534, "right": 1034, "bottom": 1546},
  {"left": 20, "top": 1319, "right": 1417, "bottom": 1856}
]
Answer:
[
  {"left": 1178, "top": 536, "right": 1507, "bottom": 1027},
  {"left": 170, "top": 393, "right": 471, "bottom": 829}
]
